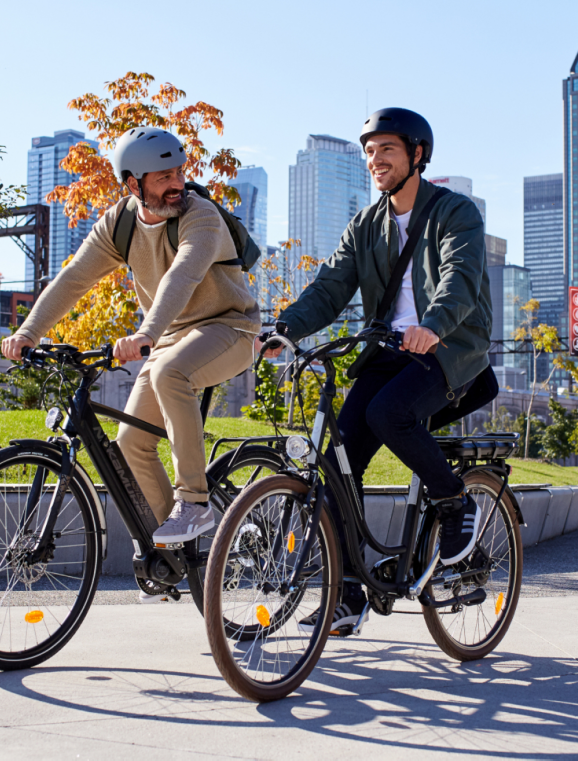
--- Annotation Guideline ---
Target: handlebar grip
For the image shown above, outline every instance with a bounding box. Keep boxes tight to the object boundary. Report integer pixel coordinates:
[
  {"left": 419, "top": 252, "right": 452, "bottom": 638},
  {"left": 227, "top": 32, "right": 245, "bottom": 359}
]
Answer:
[
  {"left": 21, "top": 346, "right": 33, "bottom": 360},
  {"left": 140, "top": 346, "right": 151, "bottom": 358}
]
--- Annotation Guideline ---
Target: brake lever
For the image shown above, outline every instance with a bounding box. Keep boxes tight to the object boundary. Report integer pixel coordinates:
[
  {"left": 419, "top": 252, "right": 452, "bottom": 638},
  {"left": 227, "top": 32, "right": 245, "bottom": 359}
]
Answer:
[{"left": 109, "top": 366, "right": 131, "bottom": 375}]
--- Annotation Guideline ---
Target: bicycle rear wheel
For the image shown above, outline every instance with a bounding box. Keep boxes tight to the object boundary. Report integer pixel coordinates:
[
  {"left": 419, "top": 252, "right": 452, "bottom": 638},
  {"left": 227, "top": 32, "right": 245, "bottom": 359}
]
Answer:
[
  {"left": 188, "top": 445, "right": 286, "bottom": 617},
  {"left": 422, "top": 470, "right": 523, "bottom": 660},
  {"left": 0, "top": 444, "right": 102, "bottom": 670},
  {"left": 204, "top": 474, "right": 339, "bottom": 702}
]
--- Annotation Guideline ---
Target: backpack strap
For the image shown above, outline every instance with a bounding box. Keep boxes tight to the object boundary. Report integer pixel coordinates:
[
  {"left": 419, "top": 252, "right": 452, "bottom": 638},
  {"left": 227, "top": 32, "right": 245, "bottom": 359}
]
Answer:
[{"left": 112, "top": 196, "right": 138, "bottom": 264}]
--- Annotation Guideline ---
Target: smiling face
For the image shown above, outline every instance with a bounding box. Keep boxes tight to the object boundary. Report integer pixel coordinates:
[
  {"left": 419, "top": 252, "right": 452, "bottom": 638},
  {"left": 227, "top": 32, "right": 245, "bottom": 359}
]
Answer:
[
  {"left": 128, "top": 165, "right": 187, "bottom": 218},
  {"left": 364, "top": 134, "right": 423, "bottom": 193}
]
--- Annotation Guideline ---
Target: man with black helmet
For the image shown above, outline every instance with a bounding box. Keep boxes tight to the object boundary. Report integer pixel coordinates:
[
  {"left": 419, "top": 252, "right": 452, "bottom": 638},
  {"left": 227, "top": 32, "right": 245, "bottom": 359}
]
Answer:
[
  {"left": 259, "top": 108, "right": 493, "bottom": 632},
  {"left": 3, "top": 128, "right": 261, "bottom": 601}
]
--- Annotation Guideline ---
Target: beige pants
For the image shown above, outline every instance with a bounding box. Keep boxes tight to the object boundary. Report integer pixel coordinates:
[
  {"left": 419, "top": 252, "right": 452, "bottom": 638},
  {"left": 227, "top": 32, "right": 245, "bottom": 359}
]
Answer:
[{"left": 117, "top": 323, "right": 254, "bottom": 524}]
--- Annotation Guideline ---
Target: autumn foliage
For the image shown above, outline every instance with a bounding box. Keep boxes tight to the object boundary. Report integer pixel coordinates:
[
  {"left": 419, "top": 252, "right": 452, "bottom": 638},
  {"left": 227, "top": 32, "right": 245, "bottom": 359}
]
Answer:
[
  {"left": 46, "top": 256, "right": 139, "bottom": 351},
  {"left": 46, "top": 71, "right": 241, "bottom": 225},
  {"left": 41, "top": 72, "right": 241, "bottom": 351}
]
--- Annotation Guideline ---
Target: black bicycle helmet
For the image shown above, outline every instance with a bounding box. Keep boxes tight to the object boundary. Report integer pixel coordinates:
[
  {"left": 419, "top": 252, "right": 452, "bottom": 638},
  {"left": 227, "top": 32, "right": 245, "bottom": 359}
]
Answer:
[{"left": 360, "top": 108, "right": 434, "bottom": 195}]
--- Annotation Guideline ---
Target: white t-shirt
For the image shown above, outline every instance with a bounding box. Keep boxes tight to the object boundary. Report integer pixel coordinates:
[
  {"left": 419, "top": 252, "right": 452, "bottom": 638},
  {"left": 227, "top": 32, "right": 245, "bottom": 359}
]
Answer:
[{"left": 390, "top": 209, "right": 420, "bottom": 332}]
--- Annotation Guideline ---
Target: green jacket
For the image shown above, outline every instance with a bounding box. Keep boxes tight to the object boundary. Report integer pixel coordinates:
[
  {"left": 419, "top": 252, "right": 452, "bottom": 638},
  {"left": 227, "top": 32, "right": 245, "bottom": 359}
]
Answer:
[{"left": 281, "top": 178, "right": 492, "bottom": 392}]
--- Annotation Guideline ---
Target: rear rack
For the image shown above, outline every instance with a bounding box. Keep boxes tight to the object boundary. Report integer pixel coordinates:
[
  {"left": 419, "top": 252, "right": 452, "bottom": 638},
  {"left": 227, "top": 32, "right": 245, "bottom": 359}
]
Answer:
[{"left": 434, "top": 432, "right": 519, "bottom": 461}]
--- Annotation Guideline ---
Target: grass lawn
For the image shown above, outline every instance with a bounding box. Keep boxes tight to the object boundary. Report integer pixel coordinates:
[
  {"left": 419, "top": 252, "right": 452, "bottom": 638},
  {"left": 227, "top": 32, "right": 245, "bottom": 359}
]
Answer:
[{"left": 1, "top": 410, "right": 577, "bottom": 488}]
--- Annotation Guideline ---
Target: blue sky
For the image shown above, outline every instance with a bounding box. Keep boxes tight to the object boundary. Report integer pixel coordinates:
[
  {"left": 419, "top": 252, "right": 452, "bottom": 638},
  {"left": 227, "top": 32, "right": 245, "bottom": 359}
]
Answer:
[{"left": 1, "top": 0, "right": 577, "bottom": 286}]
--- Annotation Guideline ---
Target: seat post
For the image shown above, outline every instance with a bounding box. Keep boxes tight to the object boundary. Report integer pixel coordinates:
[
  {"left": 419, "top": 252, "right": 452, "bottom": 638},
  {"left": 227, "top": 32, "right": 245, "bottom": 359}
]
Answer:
[{"left": 200, "top": 387, "right": 214, "bottom": 425}]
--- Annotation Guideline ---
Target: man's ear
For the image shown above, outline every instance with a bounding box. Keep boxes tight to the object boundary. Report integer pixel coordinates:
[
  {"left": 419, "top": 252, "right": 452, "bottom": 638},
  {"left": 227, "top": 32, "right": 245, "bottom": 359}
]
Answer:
[
  {"left": 414, "top": 144, "right": 423, "bottom": 168},
  {"left": 126, "top": 175, "right": 139, "bottom": 196}
]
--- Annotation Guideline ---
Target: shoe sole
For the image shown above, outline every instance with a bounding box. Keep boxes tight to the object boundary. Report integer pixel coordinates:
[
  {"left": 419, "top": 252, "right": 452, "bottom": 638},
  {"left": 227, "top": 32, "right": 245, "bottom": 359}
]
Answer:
[
  {"left": 440, "top": 504, "right": 481, "bottom": 566},
  {"left": 298, "top": 612, "right": 361, "bottom": 634},
  {"left": 152, "top": 517, "right": 215, "bottom": 545},
  {"left": 139, "top": 594, "right": 169, "bottom": 604}
]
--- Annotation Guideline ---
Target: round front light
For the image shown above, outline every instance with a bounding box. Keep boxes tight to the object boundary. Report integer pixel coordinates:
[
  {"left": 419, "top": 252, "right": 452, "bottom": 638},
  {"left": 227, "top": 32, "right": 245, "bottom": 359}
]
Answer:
[{"left": 286, "top": 435, "right": 311, "bottom": 460}]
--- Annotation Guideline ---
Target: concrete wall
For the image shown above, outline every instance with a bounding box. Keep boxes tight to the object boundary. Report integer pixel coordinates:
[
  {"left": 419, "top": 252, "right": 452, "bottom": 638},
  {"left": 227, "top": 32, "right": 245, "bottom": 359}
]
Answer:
[{"left": 2, "top": 483, "right": 576, "bottom": 575}]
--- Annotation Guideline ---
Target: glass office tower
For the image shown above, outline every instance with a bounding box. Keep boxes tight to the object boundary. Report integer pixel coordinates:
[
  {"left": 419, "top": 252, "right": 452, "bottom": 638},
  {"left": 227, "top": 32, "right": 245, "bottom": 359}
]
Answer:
[
  {"left": 229, "top": 166, "right": 268, "bottom": 248},
  {"left": 228, "top": 166, "right": 268, "bottom": 314},
  {"left": 25, "top": 130, "right": 99, "bottom": 290},
  {"left": 523, "top": 174, "right": 564, "bottom": 328},
  {"left": 288, "top": 134, "right": 370, "bottom": 296},
  {"left": 563, "top": 52, "right": 578, "bottom": 296}
]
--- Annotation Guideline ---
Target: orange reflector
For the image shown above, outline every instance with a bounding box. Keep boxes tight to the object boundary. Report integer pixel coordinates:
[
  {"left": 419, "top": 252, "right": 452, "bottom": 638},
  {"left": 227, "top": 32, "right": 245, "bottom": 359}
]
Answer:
[
  {"left": 287, "top": 531, "right": 295, "bottom": 554},
  {"left": 154, "top": 543, "right": 167, "bottom": 548},
  {"left": 25, "top": 610, "right": 44, "bottom": 624},
  {"left": 495, "top": 592, "right": 505, "bottom": 615},
  {"left": 256, "top": 605, "right": 270, "bottom": 627}
]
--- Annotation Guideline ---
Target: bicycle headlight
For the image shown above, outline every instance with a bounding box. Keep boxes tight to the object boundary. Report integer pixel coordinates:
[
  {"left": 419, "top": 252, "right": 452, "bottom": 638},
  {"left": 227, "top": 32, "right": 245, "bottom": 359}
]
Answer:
[
  {"left": 286, "top": 435, "right": 311, "bottom": 460},
  {"left": 45, "top": 407, "right": 64, "bottom": 431}
]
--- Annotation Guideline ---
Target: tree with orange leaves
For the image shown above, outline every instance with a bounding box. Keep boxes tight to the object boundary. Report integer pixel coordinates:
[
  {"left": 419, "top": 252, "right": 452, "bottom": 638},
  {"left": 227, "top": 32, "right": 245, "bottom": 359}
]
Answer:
[
  {"left": 41, "top": 72, "right": 240, "bottom": 352},
  {"left": 46, "top": 71, "right": 241, "bottom": 225}
]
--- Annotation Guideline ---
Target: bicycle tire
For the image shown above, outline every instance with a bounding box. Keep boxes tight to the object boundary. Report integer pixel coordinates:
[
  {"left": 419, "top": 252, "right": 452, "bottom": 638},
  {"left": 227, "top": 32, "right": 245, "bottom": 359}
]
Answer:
[
  {"left": 204, "top": 474, "right": 339, "bottom": 702},
  {"left": 0, "top": 443, "right": 102, "bottom": 670},
  {"left": 422, "top": 470, "right": 523, "bottom": 661},
  {"left": 188, "top": 445, "right": 286, "bottom": 618}
]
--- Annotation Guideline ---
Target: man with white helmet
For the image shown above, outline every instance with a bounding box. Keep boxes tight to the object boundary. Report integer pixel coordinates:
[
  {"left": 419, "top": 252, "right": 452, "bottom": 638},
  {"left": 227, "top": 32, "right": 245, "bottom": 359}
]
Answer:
[{"left": 3, "top": 127, "right": 261, "bottom": 571}]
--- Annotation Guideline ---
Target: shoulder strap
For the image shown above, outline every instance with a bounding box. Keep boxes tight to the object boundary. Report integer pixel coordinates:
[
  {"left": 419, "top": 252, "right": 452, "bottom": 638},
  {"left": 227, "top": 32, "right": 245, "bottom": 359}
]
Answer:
[
  {"left": 375, "top": 187, "right": 451, "bottom": 322},
  {"left": 112, "top": 196, "right": 138, "bottom": 264}
]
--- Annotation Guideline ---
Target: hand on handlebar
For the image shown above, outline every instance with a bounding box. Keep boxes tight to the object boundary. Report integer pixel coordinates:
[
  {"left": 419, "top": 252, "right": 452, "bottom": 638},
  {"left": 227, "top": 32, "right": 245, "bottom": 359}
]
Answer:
[
  {"left": 255, "top": 333, "right": 284, "bottom": 359},
  {"left": 113, "top": 334, "right": 153, "bottom": 365},
  {"left": 399, "top": 325, "right": 439, "bottom": 355},
  {"left": 1, "top": 333, "right": 35, "bottom": 361}
]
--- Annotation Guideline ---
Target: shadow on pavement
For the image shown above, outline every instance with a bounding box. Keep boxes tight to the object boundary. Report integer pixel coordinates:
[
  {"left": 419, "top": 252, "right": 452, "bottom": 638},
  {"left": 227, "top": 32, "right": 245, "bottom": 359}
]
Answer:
[{"left": 2, "top": 637, "right": 577, "bottom": 757}]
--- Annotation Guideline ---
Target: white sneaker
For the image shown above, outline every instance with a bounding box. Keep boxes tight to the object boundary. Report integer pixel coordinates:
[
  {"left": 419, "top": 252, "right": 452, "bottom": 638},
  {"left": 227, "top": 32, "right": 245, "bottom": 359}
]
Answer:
[
  {"left": 139, "top": 590, "right": 169, "bottom": 604},
  {"left": 152, "top": 499, "right": 215, "bottom": 544}
]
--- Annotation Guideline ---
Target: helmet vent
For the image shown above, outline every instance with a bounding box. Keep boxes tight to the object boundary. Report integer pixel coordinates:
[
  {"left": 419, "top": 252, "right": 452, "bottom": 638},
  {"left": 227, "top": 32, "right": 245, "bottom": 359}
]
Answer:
[
  {"left": 137, "top": 131, "right": 146, "bottom": 138},
  {"left": 130, "top": 129, "right": 136, "bottom": 135},
  {"left": 179, "top": 147, "right": 184, "bottom": 152},
  {"left": 160, "top": 152, "right": 172, "bottom": 158},
  {"left": 147, "top": 135, "right": 158, "bottom": 140},
  {"left": 378, "top": 116, "right": 392, "bottom": 121}
]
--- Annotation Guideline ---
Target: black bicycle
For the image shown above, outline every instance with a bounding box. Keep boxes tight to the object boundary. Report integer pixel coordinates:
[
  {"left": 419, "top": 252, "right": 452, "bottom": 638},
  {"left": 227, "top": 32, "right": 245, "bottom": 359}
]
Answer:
[
  {"left": 204, "top": 322, "right": 524, "bottom": 701},
  {"left": 0, "top": 342, "right": 290, "bottom": 670}
]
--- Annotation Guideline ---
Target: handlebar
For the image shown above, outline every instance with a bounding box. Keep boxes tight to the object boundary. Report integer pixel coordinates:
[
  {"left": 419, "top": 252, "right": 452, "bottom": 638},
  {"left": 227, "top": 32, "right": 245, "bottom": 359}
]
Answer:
[{"left": 18, "top": 342, "right": 151, "bottom": 374}]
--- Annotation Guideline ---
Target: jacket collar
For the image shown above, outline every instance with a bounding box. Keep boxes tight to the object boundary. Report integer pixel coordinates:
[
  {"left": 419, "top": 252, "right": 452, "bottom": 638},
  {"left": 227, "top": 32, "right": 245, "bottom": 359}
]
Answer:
[{"left": 384, "top": 177, "right": 437, "bottom": 232}]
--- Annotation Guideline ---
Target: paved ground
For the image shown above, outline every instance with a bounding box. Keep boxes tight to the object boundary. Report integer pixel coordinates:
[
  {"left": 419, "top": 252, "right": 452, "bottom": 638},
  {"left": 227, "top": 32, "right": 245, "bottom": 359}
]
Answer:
[{"left": 0, "top": 533, "right": 577, "bottom": 759}]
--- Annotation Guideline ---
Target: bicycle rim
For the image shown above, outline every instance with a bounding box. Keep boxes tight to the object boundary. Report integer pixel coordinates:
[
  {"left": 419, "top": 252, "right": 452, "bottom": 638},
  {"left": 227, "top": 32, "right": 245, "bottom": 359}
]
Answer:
[
  {"left": 423, "top": 471, "right": 522, "bottom": 659},
  {"left": 0, "top": 448, "right": 101, "bottom": 668},
  {"left": 205, "top": 475, "right": 339, "bottom": 701},
  {"left": 188, "top": 446, "right": 286, "bottom": 621}
]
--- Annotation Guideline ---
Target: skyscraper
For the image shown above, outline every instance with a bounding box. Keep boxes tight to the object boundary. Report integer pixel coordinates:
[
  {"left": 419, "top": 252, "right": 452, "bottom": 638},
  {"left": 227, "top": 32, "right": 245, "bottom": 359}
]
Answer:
[
  {"left": 523, "top": 174, "right": 564, "bottom": 331},
  {"left": 288, "top": 135, "right": 370, "bottom": 293},
  {"left": 488, "top": 265, "right": 532, "bottom": 388},
  {"left": 25, "top": 130, "right": 99, "bottom": 289},
  {"left": 229, "top": 166, "right": 268, "bottom": 315},
  {"left": 563, "top": 52, "right": 578, "bottom": 297},
  {"left": 229, "top": 166, "right": 267, "bottom": 248}
]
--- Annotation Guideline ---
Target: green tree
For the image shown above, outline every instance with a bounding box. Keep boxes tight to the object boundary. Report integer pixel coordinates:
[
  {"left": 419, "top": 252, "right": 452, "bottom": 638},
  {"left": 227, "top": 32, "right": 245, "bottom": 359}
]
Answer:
[
  {"left": 511, "top": 411, "right": 544, "bottom": 459},
  {"left": 484, "top": 405, "right": 514, "bottom": 434},
  {"left": 541, "top": 398, "right": 578, "bottom": 465},
  {"left": 513, "top": 298, "right": 561, "bottom": 458},
  {"left": 241, "top": 359, "right": 286, "bottom": 423}
]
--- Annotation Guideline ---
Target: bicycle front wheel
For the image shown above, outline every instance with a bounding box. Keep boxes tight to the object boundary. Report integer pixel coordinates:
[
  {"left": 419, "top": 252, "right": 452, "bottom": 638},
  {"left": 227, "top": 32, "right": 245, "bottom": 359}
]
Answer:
[
  {"left": 204, "top": 474, "right": 339, "bottom": 702},
  {"left": 0, "top": 444, "right": 102, "bottom": 670},
  {"left": 422, "top": 470, "right": 523, "bottom": 660},
  {"left": 188, "top": 445, "right": 287, "bottom": 617}
]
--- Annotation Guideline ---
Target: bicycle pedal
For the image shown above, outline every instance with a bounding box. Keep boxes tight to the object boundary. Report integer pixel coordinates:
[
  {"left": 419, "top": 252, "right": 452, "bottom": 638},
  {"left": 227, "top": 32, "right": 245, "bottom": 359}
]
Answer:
[{"left": 329, "top": 624, "right": 354, "bottom": 637}]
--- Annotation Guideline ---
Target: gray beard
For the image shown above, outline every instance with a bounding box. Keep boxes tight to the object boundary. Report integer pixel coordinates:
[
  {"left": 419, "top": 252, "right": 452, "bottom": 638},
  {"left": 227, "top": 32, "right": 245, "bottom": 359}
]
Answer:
[{"left": 145, "top": 194, "right": 187, "bottom": 218}]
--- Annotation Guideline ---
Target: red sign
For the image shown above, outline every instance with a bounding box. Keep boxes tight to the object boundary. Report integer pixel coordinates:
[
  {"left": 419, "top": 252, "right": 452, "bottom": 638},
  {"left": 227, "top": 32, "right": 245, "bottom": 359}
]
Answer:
[{"left": 570, "top": 287, "right": 578, "bottom": 356}]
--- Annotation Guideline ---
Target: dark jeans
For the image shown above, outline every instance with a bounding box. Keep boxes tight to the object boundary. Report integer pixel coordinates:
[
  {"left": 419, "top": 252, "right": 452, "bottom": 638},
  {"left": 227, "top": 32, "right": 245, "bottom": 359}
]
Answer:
[{"left": 324, "top": 349, "right": 464, "bottom": 576}]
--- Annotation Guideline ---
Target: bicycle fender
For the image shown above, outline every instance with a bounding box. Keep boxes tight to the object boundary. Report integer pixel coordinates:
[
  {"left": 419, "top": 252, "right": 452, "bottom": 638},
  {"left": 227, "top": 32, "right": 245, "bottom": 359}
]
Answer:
[
  {"left": 8, "top": 439, "right": 108, "bottom": 559},
  {"left": 505, "top": 485, "right": 524, "bottom": 526}
]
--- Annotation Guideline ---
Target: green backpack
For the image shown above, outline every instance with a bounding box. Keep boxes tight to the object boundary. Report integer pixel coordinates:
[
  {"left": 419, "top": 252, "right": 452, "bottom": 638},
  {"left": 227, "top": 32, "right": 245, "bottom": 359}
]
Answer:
[{"left": 112, "top": 181, "right": 262, "bottom": 272}]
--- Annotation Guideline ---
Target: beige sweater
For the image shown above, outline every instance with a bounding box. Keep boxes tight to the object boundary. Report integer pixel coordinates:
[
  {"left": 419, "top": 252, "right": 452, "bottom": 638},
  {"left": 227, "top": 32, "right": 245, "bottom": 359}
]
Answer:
[{"left": 18, "top": 191, "right": 261, "bottom": 347}]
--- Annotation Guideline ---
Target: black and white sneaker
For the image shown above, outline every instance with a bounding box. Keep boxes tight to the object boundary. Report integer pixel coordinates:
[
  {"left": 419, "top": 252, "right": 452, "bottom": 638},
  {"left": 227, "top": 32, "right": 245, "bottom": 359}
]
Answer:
[
  {"left": 438, "top": 493, "right": 481, "bottom": 566},
  {"left": 298, "top": 594, "right": 368, "bottom": 634}
]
